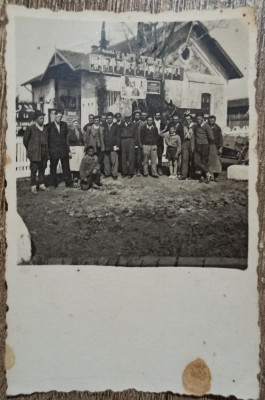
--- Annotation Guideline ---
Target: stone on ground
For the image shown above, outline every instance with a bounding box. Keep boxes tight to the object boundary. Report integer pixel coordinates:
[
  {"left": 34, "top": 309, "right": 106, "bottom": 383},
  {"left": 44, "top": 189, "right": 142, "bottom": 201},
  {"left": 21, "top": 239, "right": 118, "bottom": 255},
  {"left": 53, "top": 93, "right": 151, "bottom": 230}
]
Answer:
[
  {"left": 17, "top": 213, "right": 32, "bottom": 264},
  {"left": 227, "top": 165, "right": 248, "bottom": 181}
]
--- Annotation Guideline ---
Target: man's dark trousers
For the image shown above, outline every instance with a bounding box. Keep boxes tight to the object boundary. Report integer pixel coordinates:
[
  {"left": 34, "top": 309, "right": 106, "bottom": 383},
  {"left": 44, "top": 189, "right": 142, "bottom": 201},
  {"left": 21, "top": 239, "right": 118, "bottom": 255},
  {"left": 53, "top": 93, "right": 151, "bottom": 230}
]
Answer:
[
  {"left": 50, "top": 157, "right": 72, "bottom": 187},
  {"left": 135, "top": 147, "right": 142, "bottom": 174},
  {"left": 121, "top": 138, "right": 135, "bottom": 176},
  {"left": 157, "top": 136, "right": 164, "bottom": 172},
  {"left": 30, "top": 158, "right": 47, "bottom": 186},
  {"left": 181, "top": 139, "right": 192, "bottom": 178},
  {"left": 194, "top": 144, "right": 210, "bottom": 177}
]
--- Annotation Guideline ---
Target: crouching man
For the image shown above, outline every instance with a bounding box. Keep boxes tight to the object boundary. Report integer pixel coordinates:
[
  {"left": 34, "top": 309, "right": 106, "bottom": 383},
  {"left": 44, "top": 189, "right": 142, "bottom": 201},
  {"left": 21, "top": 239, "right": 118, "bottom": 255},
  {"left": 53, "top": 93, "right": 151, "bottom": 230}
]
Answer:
[
  {"left": 23, "top": 110, "right": 49, "bottom": 195},
  {"left": 79, "top": 146, "right": 102, "bottom": 190}
]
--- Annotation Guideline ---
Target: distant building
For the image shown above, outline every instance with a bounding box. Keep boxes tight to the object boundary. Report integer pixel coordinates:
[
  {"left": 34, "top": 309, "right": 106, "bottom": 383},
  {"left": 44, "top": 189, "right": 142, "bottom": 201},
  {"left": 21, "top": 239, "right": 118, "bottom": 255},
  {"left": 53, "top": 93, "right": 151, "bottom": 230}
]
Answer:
[
  {"left": 22, "top": 21, "right": 243, "bottom": 128},
  {"left": 227, "top": 98, "right": 249, "bottom": 129}
]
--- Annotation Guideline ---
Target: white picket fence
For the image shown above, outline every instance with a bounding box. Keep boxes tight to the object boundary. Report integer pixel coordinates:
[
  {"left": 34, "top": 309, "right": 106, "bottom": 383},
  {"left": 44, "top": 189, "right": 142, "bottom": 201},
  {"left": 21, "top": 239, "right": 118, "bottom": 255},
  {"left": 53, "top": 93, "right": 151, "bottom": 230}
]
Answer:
[{"left": 16, "top": 136, "right": 31, "bottom": 178}]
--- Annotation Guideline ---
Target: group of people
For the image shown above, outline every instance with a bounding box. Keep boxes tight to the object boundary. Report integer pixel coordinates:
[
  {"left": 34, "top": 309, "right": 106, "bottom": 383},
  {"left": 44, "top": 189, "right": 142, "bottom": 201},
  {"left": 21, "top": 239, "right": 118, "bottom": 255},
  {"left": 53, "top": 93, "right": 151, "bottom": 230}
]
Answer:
[{"left": 23, "top": 108, "right": 223, "bottom": 194}]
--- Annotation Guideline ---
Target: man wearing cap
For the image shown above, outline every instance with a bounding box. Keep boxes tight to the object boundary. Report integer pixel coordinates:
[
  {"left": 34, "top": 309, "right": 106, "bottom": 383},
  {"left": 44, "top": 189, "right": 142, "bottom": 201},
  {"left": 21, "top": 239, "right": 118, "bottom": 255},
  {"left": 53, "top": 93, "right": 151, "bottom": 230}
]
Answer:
[
  {"left": 23, "top": 110, "right": 49, "bottom": 194},
  {"left": 120, "top": 115, "right": 135, "bottom": 179},
  {"left": 114, "top": 113, "right": 122, "bottom": 126},
  {"left": 140, "top": 116, "right": 160, "bottom": 178},
  {"left": 102, "top": 112, "right": 121, "bottom": 180},
  {"left": 114, "top": 113, "right": 123, "bottom": 173},
  {"left": 47, "top": 110, "right": 73, "bottom": 188},
  {"left": 179, "top": 113, "right": 196, "bottom": 180},
  {"left": 154, "top": 111, "right": 166, "bottom": 176},
  {"left": 194, "top": 113, "right": 214, "bottom": 183}
]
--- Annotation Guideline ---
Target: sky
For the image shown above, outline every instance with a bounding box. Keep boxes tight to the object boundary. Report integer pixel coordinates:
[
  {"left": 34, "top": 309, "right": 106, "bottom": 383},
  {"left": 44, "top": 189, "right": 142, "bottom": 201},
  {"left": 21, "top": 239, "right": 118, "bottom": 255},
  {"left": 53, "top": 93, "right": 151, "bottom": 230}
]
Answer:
[{"left": 14, "top": 17, "right": 249, "bottom": 101}]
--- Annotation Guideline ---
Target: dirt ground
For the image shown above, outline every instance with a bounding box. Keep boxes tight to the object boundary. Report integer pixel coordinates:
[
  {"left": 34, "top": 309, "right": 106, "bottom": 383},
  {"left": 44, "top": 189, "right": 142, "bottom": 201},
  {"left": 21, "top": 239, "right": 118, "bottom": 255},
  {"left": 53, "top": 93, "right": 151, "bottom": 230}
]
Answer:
[{"left": 17, "top": 171, "right": 248, "bottom": 265}]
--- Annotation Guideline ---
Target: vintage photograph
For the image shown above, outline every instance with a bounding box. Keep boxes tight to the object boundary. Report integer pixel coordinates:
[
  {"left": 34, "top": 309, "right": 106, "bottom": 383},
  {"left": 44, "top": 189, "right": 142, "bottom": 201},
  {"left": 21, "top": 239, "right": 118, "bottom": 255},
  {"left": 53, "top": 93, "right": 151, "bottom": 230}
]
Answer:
[{"left": 15, "top": 17, "right": 250, "bottom": 267}]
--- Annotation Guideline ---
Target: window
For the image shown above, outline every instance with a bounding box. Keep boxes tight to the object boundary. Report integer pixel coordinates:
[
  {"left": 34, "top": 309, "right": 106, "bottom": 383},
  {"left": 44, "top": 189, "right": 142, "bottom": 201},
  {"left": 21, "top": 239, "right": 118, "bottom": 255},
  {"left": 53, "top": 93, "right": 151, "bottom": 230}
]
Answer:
[
  {"left": 201, "top": 93, "right": 211, "bottom": 114},
  {"left": 107, "top": 91, "right": 120, "bottom": 107}
]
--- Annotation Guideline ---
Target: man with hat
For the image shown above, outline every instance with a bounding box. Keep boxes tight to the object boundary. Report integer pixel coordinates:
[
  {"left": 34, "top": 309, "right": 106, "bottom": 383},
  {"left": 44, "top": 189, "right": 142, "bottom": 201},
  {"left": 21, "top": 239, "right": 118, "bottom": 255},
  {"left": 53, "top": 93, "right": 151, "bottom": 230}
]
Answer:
[
  {"left": 102, "top": 112, "right": 121, "bottom": 180},
  {"left": 47, "top": 110, "right": 73, "bottom": 188},
  {"left": 114, "top": 113, "right": 122, "bottom": 126},
  {"left": 194, "top": 113, "right": 214, "bottom": 183},
  {"left": 23, "top": 110, "right": 49, "bottom": 194}
]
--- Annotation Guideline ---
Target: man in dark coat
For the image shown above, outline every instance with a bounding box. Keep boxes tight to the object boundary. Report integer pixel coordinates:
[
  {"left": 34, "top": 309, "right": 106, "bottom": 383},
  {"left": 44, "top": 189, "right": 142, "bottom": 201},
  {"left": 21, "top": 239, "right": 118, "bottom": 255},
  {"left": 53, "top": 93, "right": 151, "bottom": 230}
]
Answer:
[
  {"left": 132, "top": 110, "right": 142, "bottom": 176},
  {"left": 194, "top": 113, "right": 215, "bottom": 183},
  {"left": 23, "top": 110, "right": 49, "bottom": 194},
  {"left": 120, "top": 116, "right": 135, "bottom": 178},
  {"left": 102, "top": 112, "right": 121, "bottom": 180},
  {"left": 47, "top": 110, "right": 73, "bottom": 188},
  {"left": 153, "top": 111, "right": 166, "bottom": 175}
]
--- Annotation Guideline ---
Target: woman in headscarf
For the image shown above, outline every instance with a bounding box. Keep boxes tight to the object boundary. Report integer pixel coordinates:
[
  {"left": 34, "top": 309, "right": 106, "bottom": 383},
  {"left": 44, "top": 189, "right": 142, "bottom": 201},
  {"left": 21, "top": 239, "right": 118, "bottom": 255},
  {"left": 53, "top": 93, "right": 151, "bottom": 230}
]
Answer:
[{"left": 67, "top": 119, "right": 84, "bottom": 183}]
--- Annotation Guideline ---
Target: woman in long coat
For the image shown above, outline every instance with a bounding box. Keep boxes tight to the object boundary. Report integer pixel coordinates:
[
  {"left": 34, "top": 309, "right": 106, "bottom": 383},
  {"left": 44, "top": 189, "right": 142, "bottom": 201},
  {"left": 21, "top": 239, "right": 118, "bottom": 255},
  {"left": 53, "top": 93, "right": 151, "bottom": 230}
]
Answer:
[
  {"left": 67, "top": 119, "right": 84, "bottom": 182},
  {"left": 208, "top": 116, "right": 223, "bottom": 182}
]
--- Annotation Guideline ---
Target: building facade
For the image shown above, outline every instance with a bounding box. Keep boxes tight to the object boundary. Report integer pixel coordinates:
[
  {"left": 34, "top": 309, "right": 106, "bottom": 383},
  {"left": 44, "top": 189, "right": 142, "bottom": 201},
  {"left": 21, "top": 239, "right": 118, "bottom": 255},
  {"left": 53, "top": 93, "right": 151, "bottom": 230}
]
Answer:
[{"left": 22, "top": 21, "right": 243, "bottom": 129}]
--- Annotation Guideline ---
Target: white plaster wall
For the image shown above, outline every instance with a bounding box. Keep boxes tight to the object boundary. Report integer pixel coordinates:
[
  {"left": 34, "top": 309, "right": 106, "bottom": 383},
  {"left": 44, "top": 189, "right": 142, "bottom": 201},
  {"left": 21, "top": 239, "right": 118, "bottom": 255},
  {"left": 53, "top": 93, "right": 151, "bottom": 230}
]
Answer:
[
  {"left": 164, "top": 76, "right": 227, "bottom": 128},
  {"left": 33, "top": 79, "right": 55, "bottom": 108},
  {"left": 81, "top": 71, "right": 98, "bottom": 128}
]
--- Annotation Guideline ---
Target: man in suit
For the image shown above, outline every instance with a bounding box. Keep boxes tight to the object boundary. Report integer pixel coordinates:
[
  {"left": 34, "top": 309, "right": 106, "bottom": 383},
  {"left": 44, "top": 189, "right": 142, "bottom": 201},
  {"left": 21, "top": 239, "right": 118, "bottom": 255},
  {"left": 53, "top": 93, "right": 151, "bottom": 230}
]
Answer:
[
  {"left": 91, "top": 56, "right": 101, "bottom": 71},
  {"left": 103, "top": 58, "right": 113, "bottom": 73},
  {"left": 23, "top": 110, "right": 49, "bottom": 194},
  {"left": 164, "top": 67, "right": 172, "bottom": 80},
  {"left": 125, "top": 63, "right": 135, "bottom": 76},
  {"left": 136, "top": 64, "right": 144, "bottom": 76},
  {"left": 102, "top": 112, "right": 121, "bottom": 180},
  {"left": 146, "top": 65, "right": 154, "bottom": 79},
  {"left": 172, "top": 68, "right": 181, "bottom": 80},
  {"left": 47, "top": 110, "right": 72, "bottom": 188},
  {"left": 154, "top": 111, "right": 166, "bottom": 175},
  {"left": 114, "top": 60, "right": 124, "bottom": 75}
]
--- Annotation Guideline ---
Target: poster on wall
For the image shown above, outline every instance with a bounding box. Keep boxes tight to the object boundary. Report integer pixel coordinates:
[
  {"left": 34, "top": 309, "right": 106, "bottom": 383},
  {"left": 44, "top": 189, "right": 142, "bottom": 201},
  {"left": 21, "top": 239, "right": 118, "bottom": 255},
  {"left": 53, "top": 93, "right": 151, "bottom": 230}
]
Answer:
[
  {"left": 121, "top": 76, "right": 147, "bottom": 99},
  {"left": 89, "top": 54, "right": 103, "bottom": 72},
  {"left": 146, "top": 80, "right": 161, "bottom": 95}
]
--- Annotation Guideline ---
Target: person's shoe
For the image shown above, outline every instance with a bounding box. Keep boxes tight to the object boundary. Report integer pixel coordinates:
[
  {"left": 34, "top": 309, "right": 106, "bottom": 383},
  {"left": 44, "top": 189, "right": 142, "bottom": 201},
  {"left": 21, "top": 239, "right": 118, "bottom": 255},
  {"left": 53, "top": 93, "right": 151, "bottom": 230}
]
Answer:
[
  {"left": 128, "top": 175, "right": 134, "bottom": 179},
  {"left": 199, "top": 176, "right": 205, "bottom": 183},
  {"left": 96, "top": 182, "right": 103, "bottom": 187},
  {"left": 39, "top": 184, "right": 49, "bottom": 191},
  {"left": 168, "top": 175, "right": 173, "bottom": 179},
  {"left": 113, "top": 176, "right": 118, "bottom": 180},
  {"left": 214, "top": 177, "right": 219, "bottom": 182},
  {"left": 31, "top": 186, "right": 38, "bottom": 195},
  {"left": 143, "top": 174, "right": 148, "bottom": 178},
  {"left": 137, "top": 171, "right": 141, "bottom": 177},
  {"left": 205, "top": 177, "right": 210, "bottom": 184},
  {"left": 158, "top": 169, "right": 163, "bottom": 176},
  {"left": 179, "top": 176, "right": 186, "bottom": 180},
  {"left": 122, "top": 175, "right": 127, "bottom": 178},
  {"left": 152, "top": 174, "right": 159, "bottom": 178}
]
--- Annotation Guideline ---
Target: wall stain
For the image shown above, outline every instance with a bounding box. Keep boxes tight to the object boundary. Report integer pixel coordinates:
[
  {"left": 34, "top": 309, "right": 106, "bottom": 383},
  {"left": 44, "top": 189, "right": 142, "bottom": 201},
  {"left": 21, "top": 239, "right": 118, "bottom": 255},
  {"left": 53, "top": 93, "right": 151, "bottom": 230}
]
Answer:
[
  {"left": 182, "top": 358, "right": 211, "bottom": 396},
  {"left": 5, "top": 344, "right": 15, "bottom": 370},
  {"left": 5, "top": 154, "right": 12, "bottom": 165}
]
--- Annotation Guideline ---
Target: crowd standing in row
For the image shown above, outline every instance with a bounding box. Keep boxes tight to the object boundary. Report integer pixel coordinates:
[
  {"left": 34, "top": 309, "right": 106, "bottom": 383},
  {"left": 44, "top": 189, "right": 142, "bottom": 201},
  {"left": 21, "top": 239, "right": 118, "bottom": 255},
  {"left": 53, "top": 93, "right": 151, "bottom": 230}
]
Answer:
[{"left": 23, "top": 108, "right": 223, "bottom": 194}]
